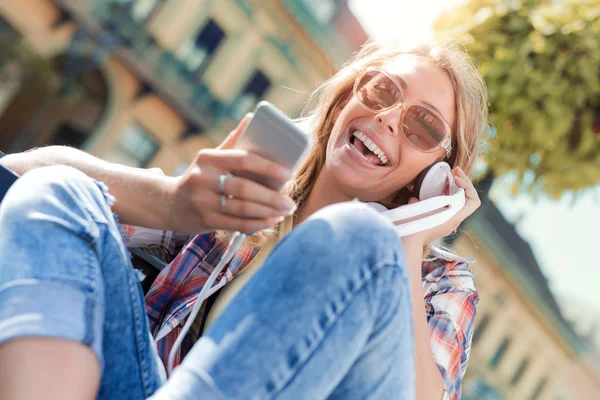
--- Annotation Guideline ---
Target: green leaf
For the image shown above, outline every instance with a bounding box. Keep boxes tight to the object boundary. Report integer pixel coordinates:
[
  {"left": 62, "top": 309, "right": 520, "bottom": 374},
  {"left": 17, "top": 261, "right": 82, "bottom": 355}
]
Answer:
[{"left": 436, "top": 0, "right": 600, "bottom": 199}]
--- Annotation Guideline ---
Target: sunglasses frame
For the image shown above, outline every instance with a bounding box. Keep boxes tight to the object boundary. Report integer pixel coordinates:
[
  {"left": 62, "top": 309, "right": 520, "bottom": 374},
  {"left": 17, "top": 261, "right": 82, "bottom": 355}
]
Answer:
[{"left": 353, "top": 67, "right": 453, "bottom": 156}]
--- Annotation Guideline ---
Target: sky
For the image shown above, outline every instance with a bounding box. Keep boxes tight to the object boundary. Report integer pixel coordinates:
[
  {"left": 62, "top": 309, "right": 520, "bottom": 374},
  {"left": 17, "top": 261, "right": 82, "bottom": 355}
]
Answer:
[{"left": 348, "top": 0, "right": 600, "bottom": 311}]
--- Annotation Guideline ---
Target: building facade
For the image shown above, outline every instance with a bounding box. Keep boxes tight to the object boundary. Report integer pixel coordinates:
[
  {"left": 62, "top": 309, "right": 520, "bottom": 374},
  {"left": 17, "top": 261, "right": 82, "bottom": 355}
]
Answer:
[
  {"left": 0, "top": 0, "right": 367, "bottom": 174},
  {"left": 454, "top": 198, "right": 600, "bottom": 399}
]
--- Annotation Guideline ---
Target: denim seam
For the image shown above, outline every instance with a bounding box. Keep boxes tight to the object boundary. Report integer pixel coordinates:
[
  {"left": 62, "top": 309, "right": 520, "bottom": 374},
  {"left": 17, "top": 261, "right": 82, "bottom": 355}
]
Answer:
[
  {"left": 82, "top": 246, "right": 98, "bottom": 349},
  {"left": 99, "top": 217, "right": 157, "bottom": 397},
  {"left": 90, "top": 179, "right": 157, "bottom": 395},
  {"left": 263, "top": 260, "right": 406, "bottom": 400}
]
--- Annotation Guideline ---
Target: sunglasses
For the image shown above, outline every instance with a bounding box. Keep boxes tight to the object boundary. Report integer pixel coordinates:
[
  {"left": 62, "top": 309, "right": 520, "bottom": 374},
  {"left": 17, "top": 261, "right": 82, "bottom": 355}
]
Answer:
[{"left": 353, "top": 67, "right": 452, "bottom": 155}]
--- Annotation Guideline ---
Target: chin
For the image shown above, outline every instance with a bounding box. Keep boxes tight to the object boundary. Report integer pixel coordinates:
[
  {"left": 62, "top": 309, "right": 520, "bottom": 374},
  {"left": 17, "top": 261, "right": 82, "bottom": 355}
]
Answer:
[{"left": 326, "top": 162, "right": 383, "bottom": 202}]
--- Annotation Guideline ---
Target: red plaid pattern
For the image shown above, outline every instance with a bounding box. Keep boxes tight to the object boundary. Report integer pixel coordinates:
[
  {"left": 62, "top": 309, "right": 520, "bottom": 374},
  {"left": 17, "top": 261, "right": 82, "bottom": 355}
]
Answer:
[{"left": 124, "top": 225, "right": 478, "bottom": 399}]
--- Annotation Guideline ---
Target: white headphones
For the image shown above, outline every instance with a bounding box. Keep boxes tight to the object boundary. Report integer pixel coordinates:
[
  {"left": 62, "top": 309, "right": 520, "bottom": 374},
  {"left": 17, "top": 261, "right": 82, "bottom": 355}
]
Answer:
[{"left": 367, "top": 162, "right": 466, "bottom": 237}]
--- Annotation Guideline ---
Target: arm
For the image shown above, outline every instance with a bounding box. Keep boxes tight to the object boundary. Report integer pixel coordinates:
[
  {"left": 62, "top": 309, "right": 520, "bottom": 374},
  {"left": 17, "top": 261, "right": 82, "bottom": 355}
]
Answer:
[
  {"left": 402, "top": 236, "right": 446, "bottom": 400},
  {"left": 1, "top": 146, "right": 174, "bottom": 230},
  {"left": 401, "top": 241, "right": 479, "bottom": 399},
  {"left": 0, "top": 117, "right": 295, "bottom": 235},
  {"left": 423, "top": 262, "right": 479, "bottom": 399},
  {"left": 401, "top": 166, "right": 481, "bottom": 399}
]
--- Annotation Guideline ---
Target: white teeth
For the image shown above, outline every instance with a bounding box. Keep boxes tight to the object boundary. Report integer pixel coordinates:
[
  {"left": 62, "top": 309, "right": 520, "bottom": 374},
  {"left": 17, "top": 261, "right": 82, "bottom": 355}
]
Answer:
[{"left": 352, "top": 130, "right": 388, "bottom": 165}]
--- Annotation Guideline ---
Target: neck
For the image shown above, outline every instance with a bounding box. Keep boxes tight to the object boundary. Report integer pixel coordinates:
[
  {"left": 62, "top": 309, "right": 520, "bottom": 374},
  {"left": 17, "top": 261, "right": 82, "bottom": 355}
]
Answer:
[{"left": 294, "top": 171, "right": 354, "bottom": 226}]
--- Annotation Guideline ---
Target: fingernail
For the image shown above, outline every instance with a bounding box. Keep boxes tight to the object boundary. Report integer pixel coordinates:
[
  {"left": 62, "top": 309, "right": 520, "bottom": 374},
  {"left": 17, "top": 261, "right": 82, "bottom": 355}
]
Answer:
[
  {"left": 286, "top": 204, "right": 297, "bottom": 216},
  {"left": 280, "top": 196, "right": 296, "bottom": 211},
  {"left": 279, "top": 168, "right": 293, "bottom": 181},
  {"left": 275, "top": 216, "right": 285, "bottom": 223}
]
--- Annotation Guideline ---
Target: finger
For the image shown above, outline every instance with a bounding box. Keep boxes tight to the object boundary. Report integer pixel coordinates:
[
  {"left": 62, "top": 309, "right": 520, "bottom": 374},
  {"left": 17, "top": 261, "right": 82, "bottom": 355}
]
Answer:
[
  {"left": 452, "top": 167, "right": 468, "bottom": 184},
  {"left": 455, "top": 177, "right": 479, "bottom": 203},
  {"left": 452, "top": 181, "right": 480, "bottom": 228},
  {"left": 222, "top": 196, "right": 294, "bottom": 219},
  {"left": 440, "top": 170, "right": 481, "bottom": 233},
  {"left": 217, "top": 113, "right": 254, "bottom": 150},
  {"left": 202, "top": 149, "right": 293, "bottom": 184},
  {"left": 454, "top": 168, "right": 478, "bottom": 194},
  {"left": 455, "top": 166, "right": 469, "bottom": 179},
  {"left": 222, "top": 175, "right": 296, "bottom": 211},
  {"left": 407, "top": 197, "right": 419, "bottom": 205},
  {"left": 204, "top": 212, "right": 284, "bottom": 234}
]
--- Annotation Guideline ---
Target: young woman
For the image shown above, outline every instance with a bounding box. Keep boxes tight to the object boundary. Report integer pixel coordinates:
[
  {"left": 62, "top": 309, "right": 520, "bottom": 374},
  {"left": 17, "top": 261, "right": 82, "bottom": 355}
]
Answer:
[{"left": 0, "top": 41, "right": 487, "bottom": 400}]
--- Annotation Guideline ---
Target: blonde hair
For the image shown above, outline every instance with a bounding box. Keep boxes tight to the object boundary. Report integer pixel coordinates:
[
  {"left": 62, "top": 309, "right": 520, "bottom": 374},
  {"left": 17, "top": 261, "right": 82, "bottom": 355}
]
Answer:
[{"left": 225, "top": 41, "right": 488, "bottom": 251}]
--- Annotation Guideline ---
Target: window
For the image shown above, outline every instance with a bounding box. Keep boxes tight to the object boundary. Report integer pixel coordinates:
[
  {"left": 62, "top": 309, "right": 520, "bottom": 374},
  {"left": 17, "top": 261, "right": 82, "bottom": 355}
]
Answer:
[
  {"left": 302, "top": 0, "right": 337, "bottom": 23},
  {"left": 530, "top": 377, "right": 547, "bottom": 400},
  {"left": 468, "top": 378, "right": 503, "bottom": 400},
  {"left": 0, "top": 17, "right": 21, "bottom": 116},
  {"left": 130, "top": 0, "right": 160, "bottom": 22},
  {"left": 176, "top": 19, "right": 225, "bottom": 72},
  {"left": 0, "top": 16, "right": 18, "bottom": 36},
  {"left": 495, "top": 292, "right": 508, "bottom": 306},
  {"left": 52, "top": 123, "right": 89, "bottom": 149},
  {"left": 110, "top": 122, "right": 159, "bottom": 168},
  {"left": 0, "top": 63, "right": 20, "bottom": 117},
  {"left": 510, "top": 358, "right": 529, "bottom": 386},
  {"left": 472, "top": 314, "right": 490, "bottom": 346},
  {"left": 230, "top": 70, "right": 271, "bottom": 120},
  {"left": 489, "top": 337, "right": 511, "bottom": 369}
]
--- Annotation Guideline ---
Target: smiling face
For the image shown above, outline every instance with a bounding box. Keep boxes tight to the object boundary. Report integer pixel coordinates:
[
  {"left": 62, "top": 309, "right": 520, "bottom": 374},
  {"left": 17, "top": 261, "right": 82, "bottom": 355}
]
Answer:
[{"left": 322, "top": 56, "right": 457, "bottom": 204}]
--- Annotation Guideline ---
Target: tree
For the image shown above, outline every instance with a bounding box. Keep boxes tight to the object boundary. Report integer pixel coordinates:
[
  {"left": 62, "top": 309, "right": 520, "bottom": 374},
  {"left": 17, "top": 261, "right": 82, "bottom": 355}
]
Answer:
[{"left": 436, "top": 0, "right": 600, "bottom": 199}]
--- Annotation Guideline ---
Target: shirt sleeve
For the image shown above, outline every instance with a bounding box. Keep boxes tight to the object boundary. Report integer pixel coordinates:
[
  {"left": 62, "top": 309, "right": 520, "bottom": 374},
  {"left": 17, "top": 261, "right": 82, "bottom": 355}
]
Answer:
[
  {"left": 121, "top": 225, "right": 190, "bottom": 263},
  {"left": 424, "top": 262, "right": 479, "bottom": 400}
]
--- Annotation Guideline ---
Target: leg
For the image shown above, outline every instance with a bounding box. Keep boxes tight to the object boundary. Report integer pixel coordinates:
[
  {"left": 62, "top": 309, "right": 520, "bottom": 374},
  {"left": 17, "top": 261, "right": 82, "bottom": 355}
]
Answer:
[
  {"left": 0, "top": 338, "right": 100, "bottom": 400},
  {"left": 156, "top": 202, "right": 415, "bottom": 400},
  {"left": 0, "top": 166, "right": 163, "bottom": 400}
]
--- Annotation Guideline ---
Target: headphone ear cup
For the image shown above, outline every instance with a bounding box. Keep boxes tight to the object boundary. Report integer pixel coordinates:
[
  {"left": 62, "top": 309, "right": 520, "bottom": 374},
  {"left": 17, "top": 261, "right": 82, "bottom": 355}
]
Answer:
[
  {"left": 419, "top": 162, "right": 453, "bottom": 200},
  {"left": 411, "top": 165, "right": 435, "bottom": 200}
]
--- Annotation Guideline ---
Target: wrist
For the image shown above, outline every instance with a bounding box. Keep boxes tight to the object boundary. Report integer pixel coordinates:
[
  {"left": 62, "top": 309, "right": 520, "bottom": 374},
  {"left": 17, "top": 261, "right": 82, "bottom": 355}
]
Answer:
[{"left": 161, "top": 175, "right": 180, "bottom": 230}]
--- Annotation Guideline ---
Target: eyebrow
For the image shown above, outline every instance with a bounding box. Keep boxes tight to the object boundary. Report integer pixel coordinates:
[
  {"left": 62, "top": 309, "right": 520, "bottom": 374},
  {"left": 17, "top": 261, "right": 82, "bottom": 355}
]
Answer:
[{"left": 393, "top": 75, "right": 447, "bottom": 121}]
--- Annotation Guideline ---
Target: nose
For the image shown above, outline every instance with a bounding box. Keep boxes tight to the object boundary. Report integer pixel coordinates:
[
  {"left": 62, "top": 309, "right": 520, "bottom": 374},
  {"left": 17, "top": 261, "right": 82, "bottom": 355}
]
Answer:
[{"left": 375, "top": 104, "right": 405, "bottom": 137}]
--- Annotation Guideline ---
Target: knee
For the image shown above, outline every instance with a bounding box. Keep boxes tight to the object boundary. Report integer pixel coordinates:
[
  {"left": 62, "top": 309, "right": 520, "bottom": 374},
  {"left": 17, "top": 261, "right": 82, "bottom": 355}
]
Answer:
[
  {"left": 293, "top": 201, "right": 404, "bottom": 268},
  {"left": 306, "top": 201, "right": 398, "bottom": 245},
  {"left": 1, "top": 166, "right": 112, "bottom": 224}
]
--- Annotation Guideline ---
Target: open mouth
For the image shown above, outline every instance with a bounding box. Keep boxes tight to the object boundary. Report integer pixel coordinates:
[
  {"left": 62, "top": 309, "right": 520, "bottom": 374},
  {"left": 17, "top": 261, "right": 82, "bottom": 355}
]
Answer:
[{"left": 348, "top": 129, "right": 389, "bottom": 166}]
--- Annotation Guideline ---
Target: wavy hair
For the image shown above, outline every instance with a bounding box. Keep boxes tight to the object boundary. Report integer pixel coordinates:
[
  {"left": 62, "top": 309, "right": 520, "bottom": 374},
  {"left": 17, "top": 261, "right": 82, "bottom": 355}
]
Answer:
[{"left": 223, "top": 40, "right": 488, "bottom": 252}]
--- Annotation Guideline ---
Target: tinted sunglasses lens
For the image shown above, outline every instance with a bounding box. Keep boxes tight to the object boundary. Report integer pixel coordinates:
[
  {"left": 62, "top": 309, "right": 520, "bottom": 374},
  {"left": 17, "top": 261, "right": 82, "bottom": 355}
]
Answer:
[
  {"left": 355, "top": 70, "right": 401, "bottom": 111},
  {"left": 403, "top": 105, "right": 449, "bottom": 151}
]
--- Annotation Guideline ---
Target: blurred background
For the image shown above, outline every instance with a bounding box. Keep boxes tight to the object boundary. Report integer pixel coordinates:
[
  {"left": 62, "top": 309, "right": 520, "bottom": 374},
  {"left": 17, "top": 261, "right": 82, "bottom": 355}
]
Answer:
[{"left": 0, "top": 0, "right": 598, "bottom": 398}]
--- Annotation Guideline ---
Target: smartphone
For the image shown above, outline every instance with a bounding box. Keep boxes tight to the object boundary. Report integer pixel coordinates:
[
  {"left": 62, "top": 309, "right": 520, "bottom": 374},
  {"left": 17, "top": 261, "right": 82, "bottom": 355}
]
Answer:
[{"left": 234, "top": 101, "right": 313, "bottom": 191}]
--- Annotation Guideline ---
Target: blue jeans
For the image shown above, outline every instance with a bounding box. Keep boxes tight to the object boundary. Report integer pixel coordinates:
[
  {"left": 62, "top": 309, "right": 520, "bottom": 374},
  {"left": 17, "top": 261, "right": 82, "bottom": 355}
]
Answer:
[{"left": 0, "top": 166, "right": 415, "bottom": 400}]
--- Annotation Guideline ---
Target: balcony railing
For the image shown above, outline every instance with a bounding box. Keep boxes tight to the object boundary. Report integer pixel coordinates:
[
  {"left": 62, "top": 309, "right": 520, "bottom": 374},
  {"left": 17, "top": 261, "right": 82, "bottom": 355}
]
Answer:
[{"left": 53, "top": 0, "right": 226, "bottom": 133}]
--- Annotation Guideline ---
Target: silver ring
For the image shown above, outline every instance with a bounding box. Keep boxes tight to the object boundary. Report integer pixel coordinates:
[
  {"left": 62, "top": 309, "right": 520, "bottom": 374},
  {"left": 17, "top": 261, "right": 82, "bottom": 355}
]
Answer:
[
  {"left": 220, "top": 194, "right": 227, "bottom": 212},
  {"left": 217, "top": 173, "right": 233, "bottom": 195}
]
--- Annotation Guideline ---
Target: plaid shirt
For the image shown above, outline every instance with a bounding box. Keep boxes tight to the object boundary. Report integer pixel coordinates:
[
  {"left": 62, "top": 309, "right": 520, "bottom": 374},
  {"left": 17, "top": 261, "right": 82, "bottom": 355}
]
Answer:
[{"left": 124, "top": 225, "right": 478, "bottom": 400}]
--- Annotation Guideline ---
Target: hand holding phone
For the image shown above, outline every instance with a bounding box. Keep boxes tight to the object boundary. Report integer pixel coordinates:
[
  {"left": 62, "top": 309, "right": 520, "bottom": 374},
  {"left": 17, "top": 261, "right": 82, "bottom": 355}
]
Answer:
[{"left": 233, "top": 102, "right": 312, "bottom": 192}]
